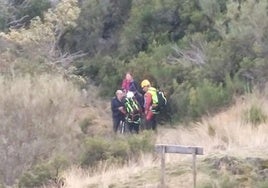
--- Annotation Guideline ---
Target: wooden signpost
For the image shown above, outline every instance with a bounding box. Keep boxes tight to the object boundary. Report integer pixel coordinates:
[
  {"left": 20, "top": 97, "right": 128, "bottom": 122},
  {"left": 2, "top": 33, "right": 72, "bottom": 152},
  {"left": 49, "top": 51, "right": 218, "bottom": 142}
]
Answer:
[{"left": 155, "top": 144, "right": 204, "bottom": 188}]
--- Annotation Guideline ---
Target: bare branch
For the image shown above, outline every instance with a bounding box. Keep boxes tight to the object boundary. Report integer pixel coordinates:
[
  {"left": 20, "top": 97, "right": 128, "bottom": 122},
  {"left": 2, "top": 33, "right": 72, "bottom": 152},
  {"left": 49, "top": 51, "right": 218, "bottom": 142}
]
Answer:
[
  {"left": 52, "top": 51, "right": 87, "bottom": 67},
  {"left": 169, "top": 43, "right": 206, "bottom": 66},
  {"left": 8, "top": 15, "right": 30, "bottom": 29}
]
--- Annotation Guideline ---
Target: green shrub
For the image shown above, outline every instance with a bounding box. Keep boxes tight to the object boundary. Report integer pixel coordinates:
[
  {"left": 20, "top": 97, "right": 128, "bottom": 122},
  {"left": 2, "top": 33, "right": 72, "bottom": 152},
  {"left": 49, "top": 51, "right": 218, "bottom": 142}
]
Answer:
[
  {"left": 18, "top": 156, "right": 69, "bottom": 188},
  {"left": 108, "top": 139, "right": 130, "bottom": 163},
  {"left": 75, "top": 55, "right": 122, "bottom": 97},
  {"left": 49, "top": 155, "right": 69, "bottom": 177},
  {"left": 79, "top": 118, "right": 93, "bottom": 134},
  {"left": 19, "top": 164, "right": 51, "bottom": 188},
  {"left": 225, "top": 73, "right": 246, "bottom": 96},
  {"left": 80, "top": 137, "right": 109, "bottom": 167},
  {"left": 243, "top": 104, "right": 267, "bottom": 126},
  {"left": 127, "top": 131, "right": 155, "bottom": 156},
  {"left": 80, "top": 133, "right": 155, "bottom": 168},
  {"left": 168, "top": 80, "right": 191, "bottom": 122},
  {"left": 188, "top": 80, "right": 229, "bottom": 118},
  {"left": 16, "top": 0, "right": 51, "bottom": 21}
]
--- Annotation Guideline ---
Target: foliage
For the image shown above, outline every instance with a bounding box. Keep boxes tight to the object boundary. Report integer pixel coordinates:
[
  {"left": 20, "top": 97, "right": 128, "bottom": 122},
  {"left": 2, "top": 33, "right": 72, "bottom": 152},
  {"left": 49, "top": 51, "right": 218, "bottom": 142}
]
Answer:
[
  {"left": 242, "top": 104, "right": 267, "bottom": 126},
  {"left": 18, "top": 156, "right": 69, "bottom": 188},
  {"left": 0, "top": 0, "right": 51, "bottom": 32},
  {"left": 19, "top": 164, "right": 51, "bottom": 188},
  {"left": 75, "top": 55, "right": 121, "bottom": 96},
  {"left": 54, "top": 0, "right": 268, "bottom": 123},
  {"left": 60, "top": 0, "right": 132, "bottom": 55},
  {"left": 16, "top": 0, "right": 51, "bottom": 21},
  {"left": 188, "top": 80, "right": 229, "bottom": 118},
  {"left": 80, "top": 137, "right": 110, "bottom": 167},
  {"left": 0, "top": 1, "right": 10, "bottom": 31},
  {"left": 80, "top": 133, "right": 155, "bottom": 168},
  {"left": 79, "top": 118, "right": 93, "bottom": 134},
  {"left": 108, "top": 139, "right": 130, "bottom": 163},
  {"left": 127, "top": 131, "right": 155, "bottom": 155},
  {"left": 168, "top": 81, "right": 191, "bottom": 121},
  {"left": 0, "top": 0, "right": 81, "bottom": 76}
]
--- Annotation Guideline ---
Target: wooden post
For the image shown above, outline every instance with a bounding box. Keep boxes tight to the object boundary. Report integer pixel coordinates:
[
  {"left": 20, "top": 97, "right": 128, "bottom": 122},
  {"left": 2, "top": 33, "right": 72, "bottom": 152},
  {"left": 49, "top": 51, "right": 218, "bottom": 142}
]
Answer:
[
  {"left": 155, "top": 144, "right": 203, "bottom": 188},
  {"left": 160, "top": 145, "right": 165, "bottom": 187},
  {"left": 192, "top": 148, "right": 197, "bottom": 188}
]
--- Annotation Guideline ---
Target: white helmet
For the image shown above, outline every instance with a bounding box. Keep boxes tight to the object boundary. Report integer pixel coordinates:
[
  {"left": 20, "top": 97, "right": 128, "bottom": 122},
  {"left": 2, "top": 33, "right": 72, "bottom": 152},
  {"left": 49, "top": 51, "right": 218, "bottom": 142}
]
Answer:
[{"left": 126, "top": 91, "right": 134, "bottom": 98}]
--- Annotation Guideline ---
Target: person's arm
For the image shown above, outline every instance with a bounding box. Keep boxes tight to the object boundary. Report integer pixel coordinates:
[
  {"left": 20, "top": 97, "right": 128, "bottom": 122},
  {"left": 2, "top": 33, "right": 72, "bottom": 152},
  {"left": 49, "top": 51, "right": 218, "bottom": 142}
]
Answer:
[
  {"left": 118, "top": 106, "right": 126, "bottom": 114},
  {"left": 112, "top": 99, "right": 126, "bottom": 115},
  {"left": 111, "top": 98, "right": 118, "bottom": 113},
  {"left": 144, "top": 92, "right": 152, "bottom": 115}
]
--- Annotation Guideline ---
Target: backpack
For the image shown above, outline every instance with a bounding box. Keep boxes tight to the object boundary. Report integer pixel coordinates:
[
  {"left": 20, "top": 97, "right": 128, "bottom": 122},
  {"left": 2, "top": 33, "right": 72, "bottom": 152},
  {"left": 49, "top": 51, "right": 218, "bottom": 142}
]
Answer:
[
  {"left": 154, "top": 90, "right": 167, "bottom": 112},
  {"left": 124, "top": 97, "right": 141, "bottom": 124}
]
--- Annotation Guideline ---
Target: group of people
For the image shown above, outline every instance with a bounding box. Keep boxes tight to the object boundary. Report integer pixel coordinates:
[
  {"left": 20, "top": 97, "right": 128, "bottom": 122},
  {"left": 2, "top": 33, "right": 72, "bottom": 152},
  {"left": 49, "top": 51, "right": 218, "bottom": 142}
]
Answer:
[{"left": 111, "top": 72, "right": 160, "bottom": 134}]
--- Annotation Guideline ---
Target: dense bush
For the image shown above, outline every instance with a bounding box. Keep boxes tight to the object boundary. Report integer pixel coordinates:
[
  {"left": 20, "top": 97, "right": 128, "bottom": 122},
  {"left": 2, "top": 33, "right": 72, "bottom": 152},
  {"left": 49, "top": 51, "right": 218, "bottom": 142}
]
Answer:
[
  {"left": 188, "top": 80, "right": 229, "bottom": 118},
  {"left": 16, "top": 0, "right": 51, "bottom": 22},
  {"left": 0, "top": 1, "right": 10, "bottom": 31},
  {"left": 79, "top": 117, "right": 94, "bottom": 134},
  {"left": 80, "top": 132, "right": 155, "bottom": 168},
  {"left": 19, "top": 164, "right": 52, "bottom": 188},
  {"left": 80, "top": 137, "right": 110, "bottom": 167},
  {"left": 18, "top": 156, "right": 69, "bottom": 188}
]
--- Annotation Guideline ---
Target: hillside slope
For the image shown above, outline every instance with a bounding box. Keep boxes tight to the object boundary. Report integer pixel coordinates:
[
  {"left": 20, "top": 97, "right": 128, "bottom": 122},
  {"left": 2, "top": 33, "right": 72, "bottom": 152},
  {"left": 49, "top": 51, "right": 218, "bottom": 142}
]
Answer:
[{"left": 59, "top": 92, "right": 268, "bottom": 188}]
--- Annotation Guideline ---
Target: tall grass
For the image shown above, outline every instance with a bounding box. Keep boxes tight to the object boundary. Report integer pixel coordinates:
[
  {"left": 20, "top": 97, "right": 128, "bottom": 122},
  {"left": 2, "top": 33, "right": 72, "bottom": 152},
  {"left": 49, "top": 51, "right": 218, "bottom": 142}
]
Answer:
[
  {"left": 157, "top": 93, "right": 268, "bottom": 156},
  {"left": 0, "top": 74, "right": 82, "bottom": 186}
]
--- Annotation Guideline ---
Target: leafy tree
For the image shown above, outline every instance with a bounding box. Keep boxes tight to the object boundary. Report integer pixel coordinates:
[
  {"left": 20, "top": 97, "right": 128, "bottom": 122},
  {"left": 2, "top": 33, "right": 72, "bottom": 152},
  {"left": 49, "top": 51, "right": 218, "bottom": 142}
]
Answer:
[
  {"left": 59, "top": 0, "right": 132, "bottom": 55},
  {"left": 16, "top": 0, "right": 51, "bottom": 21},
  {"left": 0, "top": 0, "right": 81, "bottom": 76},
  {"left": 0, "top": 1, "right": 10, "bottom": 31}
]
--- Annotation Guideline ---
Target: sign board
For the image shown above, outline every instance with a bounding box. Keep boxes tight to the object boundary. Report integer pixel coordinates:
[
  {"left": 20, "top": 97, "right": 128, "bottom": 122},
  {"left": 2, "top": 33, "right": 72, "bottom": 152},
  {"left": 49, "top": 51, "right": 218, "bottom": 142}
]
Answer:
[
  {"left": 155, "top": 144, "right": 204, "bottom": 188},
  {"left": 155, "top": 144, "right": 204, "bottom": 155}
]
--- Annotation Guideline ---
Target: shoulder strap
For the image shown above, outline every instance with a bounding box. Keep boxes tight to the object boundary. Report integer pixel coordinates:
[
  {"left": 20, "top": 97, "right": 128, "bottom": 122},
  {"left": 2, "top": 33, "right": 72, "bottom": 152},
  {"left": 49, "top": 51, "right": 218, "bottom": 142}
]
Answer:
[{"left": 148, "top": 87, "right": 158, "bottom": 104}]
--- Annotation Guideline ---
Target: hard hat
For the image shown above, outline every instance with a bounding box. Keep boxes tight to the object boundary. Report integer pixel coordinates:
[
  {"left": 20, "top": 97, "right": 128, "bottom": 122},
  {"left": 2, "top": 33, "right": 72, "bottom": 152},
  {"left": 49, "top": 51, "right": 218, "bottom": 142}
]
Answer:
[
  {"left": 126, "top": 91, "right": 134, "bottom": 98},
  {"left": 141, "top": 79, "right": 150, "bottom": 88}
]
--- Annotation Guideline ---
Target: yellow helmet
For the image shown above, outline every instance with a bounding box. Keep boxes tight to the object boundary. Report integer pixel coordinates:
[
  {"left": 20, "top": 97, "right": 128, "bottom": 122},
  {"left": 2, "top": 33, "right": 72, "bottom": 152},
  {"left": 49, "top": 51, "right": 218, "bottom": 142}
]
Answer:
[{"left": 141, "top": 79, "right": 150, "bottom": 88}]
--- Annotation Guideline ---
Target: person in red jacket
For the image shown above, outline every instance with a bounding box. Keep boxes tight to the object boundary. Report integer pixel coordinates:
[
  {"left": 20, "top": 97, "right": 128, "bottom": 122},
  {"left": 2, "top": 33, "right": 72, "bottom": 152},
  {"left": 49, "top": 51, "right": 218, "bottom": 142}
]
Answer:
[
  {"left": 121, "top": 72, "right": 144, "bottom": 111},
  {"left": 121, "top": 72, "right": 133, "bottom": 93},
  {"left": 140, "top": 79, "right": 158, "bottom": 131},
  {"left": 121, "top": 72, "right": 140, "bottom": 94}
]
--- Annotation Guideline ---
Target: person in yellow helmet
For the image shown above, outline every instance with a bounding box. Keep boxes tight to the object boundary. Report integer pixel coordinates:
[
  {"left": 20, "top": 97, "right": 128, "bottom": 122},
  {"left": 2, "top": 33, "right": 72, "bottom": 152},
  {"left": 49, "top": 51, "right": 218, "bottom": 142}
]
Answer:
[{"left": 140, "top": 79, "right": 158, "bottom": 131}]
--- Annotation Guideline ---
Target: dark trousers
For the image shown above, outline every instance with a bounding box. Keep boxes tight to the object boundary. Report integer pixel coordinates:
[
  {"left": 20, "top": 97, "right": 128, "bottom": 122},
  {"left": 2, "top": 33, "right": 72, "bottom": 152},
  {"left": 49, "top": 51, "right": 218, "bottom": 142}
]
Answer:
[
  {"left": 145, "top": 114, "right": 157, "bottom": 131},
  {"left": 113, "top": 117, "right": 124, "bottom": 133},
  {"left": 128, "top": 122, "right": 139, "bottom": 134}
]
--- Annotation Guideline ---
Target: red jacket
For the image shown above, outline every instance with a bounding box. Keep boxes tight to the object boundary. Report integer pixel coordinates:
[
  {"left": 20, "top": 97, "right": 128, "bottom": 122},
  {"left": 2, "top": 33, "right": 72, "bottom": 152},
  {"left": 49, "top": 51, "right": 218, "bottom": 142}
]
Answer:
[
  {"left": 121, "top": 79, "right": 131, "bottom": 92},
  {"left": 144, "top": 87, "right": 157, "bottom": 120}
]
